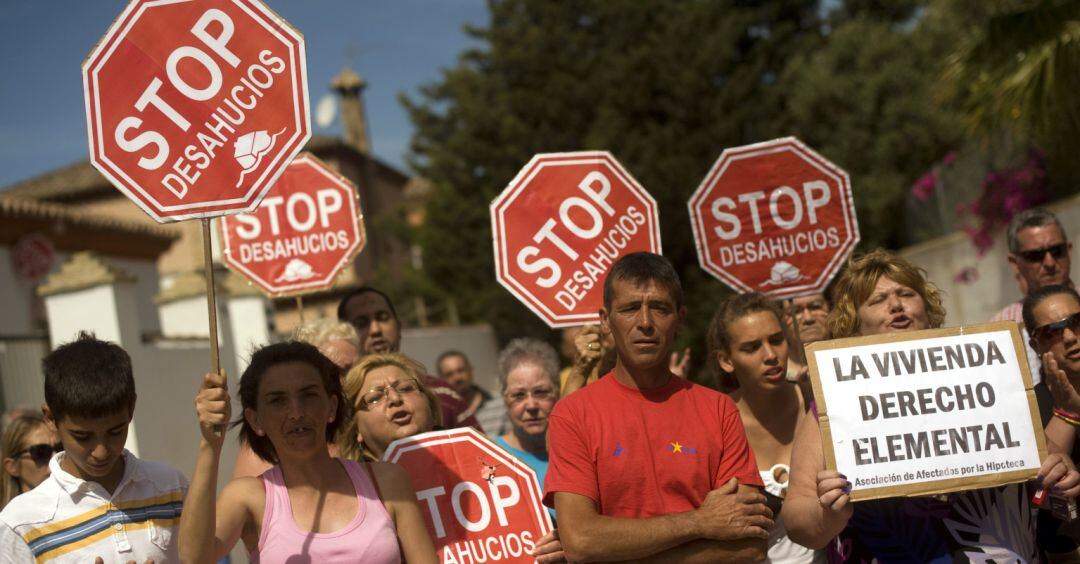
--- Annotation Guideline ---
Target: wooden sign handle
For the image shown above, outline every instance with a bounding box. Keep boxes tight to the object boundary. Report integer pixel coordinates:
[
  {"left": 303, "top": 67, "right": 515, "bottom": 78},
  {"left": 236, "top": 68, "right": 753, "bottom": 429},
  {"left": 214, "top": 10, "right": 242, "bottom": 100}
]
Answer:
[
  {"left": 201, "top": 219, "right": 226, "bottom": 437},
  {"left": 201, "top": 219, "right": 221, "bottom": 374}
]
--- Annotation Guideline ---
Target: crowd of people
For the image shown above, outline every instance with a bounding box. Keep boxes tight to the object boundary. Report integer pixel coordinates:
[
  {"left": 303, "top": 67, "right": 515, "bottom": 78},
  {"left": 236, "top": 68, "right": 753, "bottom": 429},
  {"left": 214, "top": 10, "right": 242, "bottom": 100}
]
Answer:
[{"left": 0, "top": 207, "right": 1079, "bottom": 562}]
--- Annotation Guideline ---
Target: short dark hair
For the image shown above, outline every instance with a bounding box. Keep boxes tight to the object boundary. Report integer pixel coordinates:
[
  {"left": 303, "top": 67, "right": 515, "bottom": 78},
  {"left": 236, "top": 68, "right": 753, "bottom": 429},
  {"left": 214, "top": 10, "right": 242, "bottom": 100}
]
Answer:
[
  {"left": 1022, "top": 284, "right": 1080, "bottom": 334},
  {"left": 336, "top": 287, "right": 398, "bottom": 322},
  {"left": 233, "top": 341, "right": 348, "bottom": 464},
  {"left": 43, "top": 332, "right": 136, "bottom": 423},
  {"left": 1007, "top": 208, "right": 1067, "bottom": 254},
  {"left": 436, "top": 350, "right": 469, "bottom": 373},
  {"left": 603, "top": 252, "right": 683, "bottom": 310}
]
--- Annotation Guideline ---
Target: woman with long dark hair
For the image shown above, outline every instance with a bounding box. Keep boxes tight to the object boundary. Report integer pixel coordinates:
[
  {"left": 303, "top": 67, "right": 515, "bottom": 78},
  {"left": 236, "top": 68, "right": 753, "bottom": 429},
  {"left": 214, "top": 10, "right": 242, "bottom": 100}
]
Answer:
[
  {"left": 179, "top": 341, "right": 436, "bottom": 563},
  {"left": 708, "top": 293, "right": 822, "bottom": 563}
]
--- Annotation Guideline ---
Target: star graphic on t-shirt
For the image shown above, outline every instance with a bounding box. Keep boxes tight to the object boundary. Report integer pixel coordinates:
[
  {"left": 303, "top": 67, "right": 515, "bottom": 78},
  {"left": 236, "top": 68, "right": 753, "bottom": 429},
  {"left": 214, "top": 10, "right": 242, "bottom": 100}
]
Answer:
[{"left": 670, "top": 441, "right": 683, "bottom": 453}]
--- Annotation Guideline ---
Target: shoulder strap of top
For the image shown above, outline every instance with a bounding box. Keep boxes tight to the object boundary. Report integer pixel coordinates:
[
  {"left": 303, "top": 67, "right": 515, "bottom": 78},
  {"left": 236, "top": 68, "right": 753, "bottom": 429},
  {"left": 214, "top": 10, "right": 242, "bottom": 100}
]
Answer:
[
  {"left": 363, "top": 462, "right": 384, "bottom": 503},
  {"left": 256, "top": 466, "right": 283, "bottom": 551}
]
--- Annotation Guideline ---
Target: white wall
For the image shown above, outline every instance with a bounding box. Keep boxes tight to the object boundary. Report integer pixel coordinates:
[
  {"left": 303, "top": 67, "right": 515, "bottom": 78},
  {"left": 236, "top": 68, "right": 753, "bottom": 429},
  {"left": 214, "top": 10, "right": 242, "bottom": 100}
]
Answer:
[
  {"left": 225, "top": 296, "right": 274, "bottom": 372},
  {"left": 0, "top": 339, "right": 49, "bottom": 411},
  {"left": 0, "top": 247, "right": 40, "bottom": 336},
  {"left": 402, "top": 323, "right": 501, "bottom": 392}
]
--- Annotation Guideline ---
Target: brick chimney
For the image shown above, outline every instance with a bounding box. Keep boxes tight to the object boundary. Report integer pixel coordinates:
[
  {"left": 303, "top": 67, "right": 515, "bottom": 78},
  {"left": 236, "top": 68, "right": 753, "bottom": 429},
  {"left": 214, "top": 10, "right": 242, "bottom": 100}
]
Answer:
[{"left": 331, "top": 67, "right": 370, "bottom": 154}]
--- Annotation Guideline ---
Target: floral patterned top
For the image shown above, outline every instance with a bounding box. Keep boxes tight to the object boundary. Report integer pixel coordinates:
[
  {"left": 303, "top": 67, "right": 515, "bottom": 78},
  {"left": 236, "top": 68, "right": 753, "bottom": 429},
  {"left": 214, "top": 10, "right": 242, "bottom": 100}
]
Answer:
[{"left": 826, "top": 484, "right": 1035, "bottom": 563}]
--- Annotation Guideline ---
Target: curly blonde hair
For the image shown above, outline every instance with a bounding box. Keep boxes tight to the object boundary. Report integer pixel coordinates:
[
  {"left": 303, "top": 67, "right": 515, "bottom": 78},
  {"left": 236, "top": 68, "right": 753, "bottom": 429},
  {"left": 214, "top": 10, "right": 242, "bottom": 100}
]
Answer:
[
  {"left": 828, "top": 249, "right": 946, "bottom": 338},
  {"left": 337, "top": 353, "right": 442, "bottom": 461},
  {"left": 293, "top": 319, "right": 359, "bottom": 349}
]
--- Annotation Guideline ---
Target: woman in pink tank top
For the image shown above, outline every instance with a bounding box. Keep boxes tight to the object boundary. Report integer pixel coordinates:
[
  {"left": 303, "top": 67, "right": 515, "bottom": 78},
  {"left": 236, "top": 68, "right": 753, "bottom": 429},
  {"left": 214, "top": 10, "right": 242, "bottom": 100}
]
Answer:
[{"left": 178, "top": 341, "right": 438, "bottom": 563}]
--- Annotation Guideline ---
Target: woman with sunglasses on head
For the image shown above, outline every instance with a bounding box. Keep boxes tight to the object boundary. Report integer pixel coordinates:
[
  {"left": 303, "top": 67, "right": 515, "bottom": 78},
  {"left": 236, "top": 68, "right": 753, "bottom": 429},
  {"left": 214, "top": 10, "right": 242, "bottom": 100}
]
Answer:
[
  {"left": 708, "top": 293, "right": 823, "bottom": 564},
  {"left": 339, "top": 352, "right": 567, "bottom": 563},
  {"left": 1024, "top": 284, "right": 1080, "bottom": 560},
  {"left": 783, "top": 249, "right": 1080, "bottom": 562},
  {"left": 180, "top": 341, "right": 437, "bottom": 563},
  {"left": 1, "top": 412, "right": 60, "bottom": 509}
]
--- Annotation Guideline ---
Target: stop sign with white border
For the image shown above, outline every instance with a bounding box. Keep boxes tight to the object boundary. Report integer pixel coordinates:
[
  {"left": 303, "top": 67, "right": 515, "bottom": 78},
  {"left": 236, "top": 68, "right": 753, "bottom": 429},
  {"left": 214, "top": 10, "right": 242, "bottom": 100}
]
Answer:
[
  {"left": 490, "top": 151, "right": 662, "bottom": 328},
  {"left": 687, "top": 137, "right": 859, "bottom": 299},
  {"left": 219, "top": 153, "right": 365, "bottom": 297},
  {"left": 383, "top": 427, "right": 553, "bottom": 563},
  {"left": 83, "top": 0, "right": 310, "bottom": 223}
]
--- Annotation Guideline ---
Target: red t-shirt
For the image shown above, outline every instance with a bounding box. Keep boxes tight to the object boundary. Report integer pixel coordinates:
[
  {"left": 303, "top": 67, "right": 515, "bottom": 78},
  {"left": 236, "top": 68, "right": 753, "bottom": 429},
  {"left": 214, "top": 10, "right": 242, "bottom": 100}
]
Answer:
[{"left": 544, "top": 372, "right": 762, "bottom": 517}]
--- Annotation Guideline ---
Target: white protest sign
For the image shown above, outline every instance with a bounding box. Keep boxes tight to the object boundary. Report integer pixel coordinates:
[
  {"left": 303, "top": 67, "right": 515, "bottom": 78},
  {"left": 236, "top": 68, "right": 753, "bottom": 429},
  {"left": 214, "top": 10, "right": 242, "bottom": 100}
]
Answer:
[{"left": 807, "top": 322, "right": 1047, "bottom": 501}]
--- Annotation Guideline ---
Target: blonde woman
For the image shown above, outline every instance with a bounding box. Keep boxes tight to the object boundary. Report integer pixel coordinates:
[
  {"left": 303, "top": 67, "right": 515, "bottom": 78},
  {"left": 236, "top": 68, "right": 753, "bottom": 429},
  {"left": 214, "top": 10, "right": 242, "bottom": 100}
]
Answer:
[
  {"left": 783, "top": 249, "right": 1079, "bottom": 562},
  {"left": 337, "top": 353, "right": 442, "bottom": 461},
  {"left": 339, "top": 353, "right": 567, "bottom": 562},
  {"left": 1, "top": 412, "right": 59, "bottom": 509}
]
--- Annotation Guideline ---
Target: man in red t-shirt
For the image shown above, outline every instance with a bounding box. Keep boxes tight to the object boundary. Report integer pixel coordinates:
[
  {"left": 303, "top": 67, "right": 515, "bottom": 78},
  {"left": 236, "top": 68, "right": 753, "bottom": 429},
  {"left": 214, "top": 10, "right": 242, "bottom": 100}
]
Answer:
[{"left": 545, "top": 252, "right": 772, "bottom": 562}]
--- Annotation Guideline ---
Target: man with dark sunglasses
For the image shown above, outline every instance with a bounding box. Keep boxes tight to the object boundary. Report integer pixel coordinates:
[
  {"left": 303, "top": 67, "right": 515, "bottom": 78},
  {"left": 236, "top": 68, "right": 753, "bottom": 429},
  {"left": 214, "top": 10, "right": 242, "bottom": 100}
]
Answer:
[{"left": 992, "top": 208, "right": 1074, "bottom": 385}]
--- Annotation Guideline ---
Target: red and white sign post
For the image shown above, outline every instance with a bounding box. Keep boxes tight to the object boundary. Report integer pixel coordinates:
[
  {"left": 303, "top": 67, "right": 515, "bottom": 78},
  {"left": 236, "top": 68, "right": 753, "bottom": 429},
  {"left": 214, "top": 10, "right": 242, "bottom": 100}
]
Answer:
[
  {"left": 490, "top": 152, "right": 661, "bottom": 327},
  {"left": 220, "top": 153, "right": 365, "bottom": 300},
  {"left": 83, "top": 0, "right": 310, "bottom": 372},
  {"left": 687, "top": 137, "right": 859, "bottom": 300},
  {"left": 384, "top": 428, "right": 553, "bottom": 564}
]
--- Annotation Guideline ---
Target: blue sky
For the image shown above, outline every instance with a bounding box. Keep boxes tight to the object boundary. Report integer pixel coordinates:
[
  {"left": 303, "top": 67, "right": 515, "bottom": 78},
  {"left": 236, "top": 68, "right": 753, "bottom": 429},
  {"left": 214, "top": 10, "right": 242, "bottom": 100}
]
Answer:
[{"left": 0, "top": 0, "right": 488, "bottom": 188}]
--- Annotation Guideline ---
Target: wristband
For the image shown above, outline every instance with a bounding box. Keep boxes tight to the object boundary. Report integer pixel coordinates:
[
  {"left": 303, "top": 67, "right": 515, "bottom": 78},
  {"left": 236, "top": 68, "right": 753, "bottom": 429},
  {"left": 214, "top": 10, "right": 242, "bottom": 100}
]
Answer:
[{"left": 1053, "top": 408, "right": 1080, "bottom": 426}]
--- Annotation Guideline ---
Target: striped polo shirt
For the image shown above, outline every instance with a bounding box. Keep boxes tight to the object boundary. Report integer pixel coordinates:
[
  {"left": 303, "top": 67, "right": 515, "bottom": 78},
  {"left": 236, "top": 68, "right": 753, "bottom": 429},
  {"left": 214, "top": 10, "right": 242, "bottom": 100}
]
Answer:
[{"left": 0, "top": 450, "right": 187, "bottom": 563}]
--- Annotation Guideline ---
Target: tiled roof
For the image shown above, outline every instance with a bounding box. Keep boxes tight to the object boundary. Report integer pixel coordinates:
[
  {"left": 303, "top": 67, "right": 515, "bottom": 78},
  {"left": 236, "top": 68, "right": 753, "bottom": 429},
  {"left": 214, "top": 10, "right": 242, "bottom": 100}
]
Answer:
[{"left": 0, "top": 195, "right": 180, "bottom": 240}]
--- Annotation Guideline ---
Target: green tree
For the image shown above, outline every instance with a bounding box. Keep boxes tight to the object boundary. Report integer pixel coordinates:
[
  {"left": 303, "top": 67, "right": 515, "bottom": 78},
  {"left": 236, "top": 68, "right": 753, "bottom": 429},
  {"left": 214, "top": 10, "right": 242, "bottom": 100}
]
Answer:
[
  {"left": 937, "top": 0, "right": 1080, "bottom": 198},
  {"left": 402, "top": 0, "right": 968, "bottom": 383},
  {"left": 776, "top": 4, "right": 964, "bottom": 249},
  {"left": 403, "top": 1, "right": 820, "bottom": 366}
]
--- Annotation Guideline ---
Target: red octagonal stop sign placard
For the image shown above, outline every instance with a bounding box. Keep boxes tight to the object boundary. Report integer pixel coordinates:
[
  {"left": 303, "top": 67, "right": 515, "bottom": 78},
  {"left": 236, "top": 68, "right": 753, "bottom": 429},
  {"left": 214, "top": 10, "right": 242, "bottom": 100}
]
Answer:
[
  {"left": 384, "top": 428, "right": 553, "bottom": 563},
  {"left": 220, "top": 153, "right": 364, "bottom": 297},
  {"left": 83, "top": 0, "right": 310, "bottom": 223},
  {"left": 688, "top": 137, "right": 859, "bottom": 299},
  {"left": 491, "top": 151, "right": 661, "bottom": 327}
]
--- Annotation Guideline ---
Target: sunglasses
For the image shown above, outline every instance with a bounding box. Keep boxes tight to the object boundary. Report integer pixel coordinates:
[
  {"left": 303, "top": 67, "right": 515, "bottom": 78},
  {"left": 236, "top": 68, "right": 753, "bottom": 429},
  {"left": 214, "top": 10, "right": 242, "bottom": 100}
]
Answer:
[
  {"left": 1032, "top": 311, "right": 1080, "bottom": 345},
  {"left": 1018, "top": 243, "right": 1068, "bottom": 263},
  {"left": 15, "top": 443, "right": 63, "bottom": 466}
]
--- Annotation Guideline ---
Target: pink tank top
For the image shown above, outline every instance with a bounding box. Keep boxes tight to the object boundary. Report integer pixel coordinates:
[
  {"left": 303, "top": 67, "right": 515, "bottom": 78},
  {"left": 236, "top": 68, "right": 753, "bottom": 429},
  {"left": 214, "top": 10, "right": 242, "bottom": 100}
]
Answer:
[{"left": 252, "top": 459, "right": 402, "bottom": 563}]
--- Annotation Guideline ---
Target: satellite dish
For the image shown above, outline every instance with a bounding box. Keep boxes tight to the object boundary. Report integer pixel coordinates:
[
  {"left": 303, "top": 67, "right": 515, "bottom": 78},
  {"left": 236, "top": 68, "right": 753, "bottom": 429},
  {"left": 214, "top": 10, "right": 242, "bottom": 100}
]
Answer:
[{"left": 315, "top": 94, "right": 337, "bottom": 129}]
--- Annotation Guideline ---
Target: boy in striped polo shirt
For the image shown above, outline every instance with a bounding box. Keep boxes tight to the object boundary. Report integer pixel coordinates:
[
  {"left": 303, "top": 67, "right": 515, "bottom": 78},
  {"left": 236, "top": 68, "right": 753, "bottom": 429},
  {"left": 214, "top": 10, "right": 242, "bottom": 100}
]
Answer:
[{"left": 0, "top": 333, "right": 187, "bottom": 563}]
